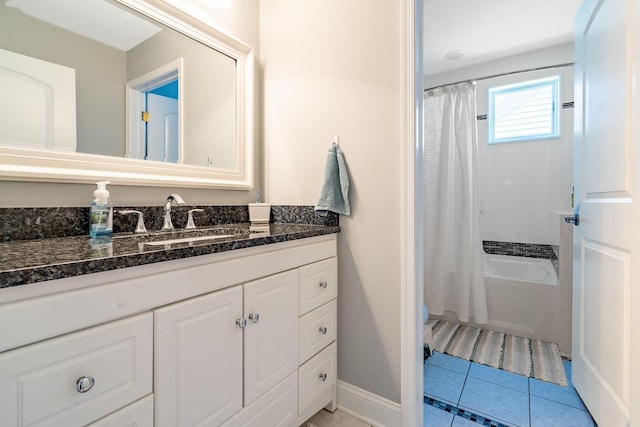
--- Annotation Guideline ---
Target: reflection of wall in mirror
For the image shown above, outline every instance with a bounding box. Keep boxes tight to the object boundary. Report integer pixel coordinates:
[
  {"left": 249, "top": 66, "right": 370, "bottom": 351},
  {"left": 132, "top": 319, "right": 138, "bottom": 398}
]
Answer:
[
  {"left": 0, "top": 2, "right": 126, "bottom": 157},
  {"left": 127, "top": 28, "right": 237, "bottom": 170}
]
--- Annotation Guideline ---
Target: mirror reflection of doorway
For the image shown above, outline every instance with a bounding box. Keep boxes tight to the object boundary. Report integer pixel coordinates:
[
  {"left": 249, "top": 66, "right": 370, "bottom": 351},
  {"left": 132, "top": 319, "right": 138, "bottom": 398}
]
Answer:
[
  {"left": 145, "top": 80, "right": 178, "bottom": 162},
  {"left": 126, "top": 58, "right": 183, "bottom": 163}
]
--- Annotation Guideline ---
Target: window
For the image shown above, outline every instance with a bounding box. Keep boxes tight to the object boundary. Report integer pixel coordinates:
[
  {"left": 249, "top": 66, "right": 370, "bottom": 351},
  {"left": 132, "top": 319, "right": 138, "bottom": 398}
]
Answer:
[{"left": 488, "top": 76, "right": 560, "bottom": 144}]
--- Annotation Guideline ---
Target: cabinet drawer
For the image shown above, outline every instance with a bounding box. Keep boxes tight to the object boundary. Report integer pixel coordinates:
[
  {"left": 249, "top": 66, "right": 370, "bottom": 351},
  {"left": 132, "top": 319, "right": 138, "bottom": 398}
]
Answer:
[
  {"left": 298, "top": 342, "right": 336, "bottom": 415},
  {"left": 299, "top": 300, "right": 337, "bottom": 364},
  {"left": 88, "top": 394, "right": 153, "bottom": 427},
  {"left": 299, "top": 258, "right": 337, "bottom": 315},
  {"left": 0, "top": 313, "right": 152, "bottom": 427}
]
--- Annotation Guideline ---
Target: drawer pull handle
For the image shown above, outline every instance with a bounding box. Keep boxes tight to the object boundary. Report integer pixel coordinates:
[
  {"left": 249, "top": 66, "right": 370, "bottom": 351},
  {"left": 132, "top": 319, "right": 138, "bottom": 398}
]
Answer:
[
  {"left": 236, "top": 318, "right": 247, "bottom": 328},
  {"left": 319, "top": 281, "right": 328, "bottom": 289},
  {"left": 319, "top": 373, "right": 327, "bottom": 382},
  {"left": 249, "top": 313, "right": 260, "bottom": 323},
  {"left": 76, "top": 376, "right": 95, "bottom": 393},
  {"left": 319, "top": 326, "right": 328, "bottom": 335}
]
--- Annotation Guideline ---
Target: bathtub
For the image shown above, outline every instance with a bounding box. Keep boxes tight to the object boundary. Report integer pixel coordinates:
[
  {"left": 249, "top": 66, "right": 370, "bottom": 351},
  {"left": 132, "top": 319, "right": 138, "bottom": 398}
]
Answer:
[
  {"left": 484, "top": 253, "right": 557, "bottom": 286},
  {"left": 434, "top": 253, "right": 561, "bottom": 344},
  {"left": 483, "top": 253, "right": 559, "bottom": 343}
]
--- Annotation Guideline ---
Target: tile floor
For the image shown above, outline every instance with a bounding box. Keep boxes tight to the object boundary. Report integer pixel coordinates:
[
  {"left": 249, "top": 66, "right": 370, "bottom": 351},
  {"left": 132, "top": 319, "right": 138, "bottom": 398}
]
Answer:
[
  {"left": 304, "top": 352, "right": 596, "bottom": 426},
  {"left": 424, "top": 351, "right": 597, "bottom": 427},
  {"left": 305, "top": 409, "right": 371, "bottom": 427}
]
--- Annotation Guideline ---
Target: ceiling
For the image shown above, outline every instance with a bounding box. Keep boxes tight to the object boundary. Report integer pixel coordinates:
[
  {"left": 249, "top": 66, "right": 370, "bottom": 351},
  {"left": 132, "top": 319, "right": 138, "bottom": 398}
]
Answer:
[
  {"left": 6, "top": 0, "right": 161, "bottom": 51},
  {"left": 424, "top": 0, "right": 584, "bottom": 76}
]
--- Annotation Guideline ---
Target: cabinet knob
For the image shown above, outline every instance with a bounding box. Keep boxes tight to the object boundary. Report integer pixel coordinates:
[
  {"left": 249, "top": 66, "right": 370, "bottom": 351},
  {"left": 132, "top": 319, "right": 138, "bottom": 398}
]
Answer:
[
  {"left": 249, "top": 313, "right": 260, "bottom": 323},
  {"left": 319, "top": 326, "right": 328, "bottom": 335},
  {"left": 319, "top": 373, "right": 327, "bottom": 382},
  {"left": 76, "top": 376, "right": 95, "bottom": 393},
  {"left": 236, "top": 318, "right": 247, "bottom": 328},
  {"left": 319, "top": 281, "right": 328, "bottom": 289}
]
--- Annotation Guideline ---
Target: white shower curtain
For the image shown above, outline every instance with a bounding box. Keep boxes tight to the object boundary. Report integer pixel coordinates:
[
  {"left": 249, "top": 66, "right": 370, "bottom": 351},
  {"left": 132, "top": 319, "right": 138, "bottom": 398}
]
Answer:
[{"left": 423, "top": 82, "right": 488, "bottom": 324}]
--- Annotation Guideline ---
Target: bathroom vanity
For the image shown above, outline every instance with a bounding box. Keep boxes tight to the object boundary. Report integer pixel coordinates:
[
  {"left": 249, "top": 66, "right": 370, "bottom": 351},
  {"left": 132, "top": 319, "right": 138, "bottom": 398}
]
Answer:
[
  {"left": 0, "top": 0, "right": 340, "bottom": 422},
  {"left": 0, "top": 221, "right": 339, "bottom": 426}
]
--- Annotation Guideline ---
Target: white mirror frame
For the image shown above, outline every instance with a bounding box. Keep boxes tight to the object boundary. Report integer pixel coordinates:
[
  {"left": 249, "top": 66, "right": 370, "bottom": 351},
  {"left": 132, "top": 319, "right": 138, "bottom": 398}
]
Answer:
[{"left": 0, "top": 0, "right": 254, "bottom": 190}]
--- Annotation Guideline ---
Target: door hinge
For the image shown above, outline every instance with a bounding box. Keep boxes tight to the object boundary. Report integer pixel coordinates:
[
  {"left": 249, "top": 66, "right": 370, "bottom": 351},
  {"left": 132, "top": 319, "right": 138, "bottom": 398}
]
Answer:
[{"left": 141, "top": 111, "right": 149, "bottom": 122}]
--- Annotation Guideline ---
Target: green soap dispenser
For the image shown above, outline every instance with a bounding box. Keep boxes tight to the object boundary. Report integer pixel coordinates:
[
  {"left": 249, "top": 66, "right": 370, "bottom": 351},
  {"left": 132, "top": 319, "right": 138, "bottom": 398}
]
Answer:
[{"left": 90, "top": 181, "right": 113, "bottom": 238}]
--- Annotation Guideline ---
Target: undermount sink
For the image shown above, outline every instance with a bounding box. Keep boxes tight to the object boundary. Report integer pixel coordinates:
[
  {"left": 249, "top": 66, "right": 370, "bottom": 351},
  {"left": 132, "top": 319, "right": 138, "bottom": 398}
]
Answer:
[{"left": 141, "top": 234, "right": 234, "bottom": 247}]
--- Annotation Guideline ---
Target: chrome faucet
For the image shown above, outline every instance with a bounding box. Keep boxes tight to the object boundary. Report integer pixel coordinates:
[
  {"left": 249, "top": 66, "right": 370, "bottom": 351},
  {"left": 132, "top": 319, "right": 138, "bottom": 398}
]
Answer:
[{"left": 162, "top": 193, "right": 186, "bottom": 231}]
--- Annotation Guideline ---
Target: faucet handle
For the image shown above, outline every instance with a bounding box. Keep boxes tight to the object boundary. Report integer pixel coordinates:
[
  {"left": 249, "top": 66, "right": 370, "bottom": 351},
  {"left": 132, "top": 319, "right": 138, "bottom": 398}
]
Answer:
[
  {"left": 169, "top": 193, "right": 185, "bottom": 205},
  {"left": 119, "top": 210, "right": 147, "bottom": 233},
  {"left": 186, "top": 209, "right": 204, "bottom": 229}
]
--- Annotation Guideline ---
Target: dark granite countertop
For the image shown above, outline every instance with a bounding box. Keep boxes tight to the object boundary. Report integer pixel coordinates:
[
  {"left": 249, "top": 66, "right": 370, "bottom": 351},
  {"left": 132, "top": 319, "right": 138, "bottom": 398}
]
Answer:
[{"left": 0, "top": 223, "right": 339, "bottom": 289}]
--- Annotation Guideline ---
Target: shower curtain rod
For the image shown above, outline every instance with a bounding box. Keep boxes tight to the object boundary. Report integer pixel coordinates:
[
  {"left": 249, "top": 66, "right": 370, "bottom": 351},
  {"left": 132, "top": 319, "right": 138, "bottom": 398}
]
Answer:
[{"left": 424, "top": 62, "right": 574, "bottom": 92}]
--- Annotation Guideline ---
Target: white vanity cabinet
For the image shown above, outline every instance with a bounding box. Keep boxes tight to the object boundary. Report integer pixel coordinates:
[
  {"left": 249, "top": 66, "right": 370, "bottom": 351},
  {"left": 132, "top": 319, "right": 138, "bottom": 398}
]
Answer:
[
  {"left": 0, "top": 234, "right": 338, "bottom": 427},
  {"left": 154, "top": 270, "right": 299, "bottom": 426}
]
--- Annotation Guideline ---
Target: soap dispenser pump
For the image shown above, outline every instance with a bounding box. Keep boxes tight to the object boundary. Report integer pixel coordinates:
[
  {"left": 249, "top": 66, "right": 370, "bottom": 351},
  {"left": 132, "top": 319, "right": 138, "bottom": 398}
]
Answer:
[{"left": 90, "top": 181, "right": 113, "bottom": 238}]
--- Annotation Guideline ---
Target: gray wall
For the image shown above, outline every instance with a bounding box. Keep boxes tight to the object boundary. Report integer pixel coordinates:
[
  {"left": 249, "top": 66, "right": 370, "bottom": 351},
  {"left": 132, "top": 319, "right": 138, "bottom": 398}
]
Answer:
[{"left": 127, "top": 29, "right": 237, "bottom": 169}]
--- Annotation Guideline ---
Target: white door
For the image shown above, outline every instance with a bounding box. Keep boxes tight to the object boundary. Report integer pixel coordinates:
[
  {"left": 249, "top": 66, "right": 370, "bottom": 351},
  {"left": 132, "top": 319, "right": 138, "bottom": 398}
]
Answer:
[
  {"left": 572, "top": 0, "right": 640, "bottom": 424},
  {"left": 0, "top": 48, "right": 76, "bottom": 151},
  {"left": 153, "top": 286, "right": 243, "bottom": 426},
  {"left": 243, "top": 270, "right": 299, "bottom": 406},
  {"left": 146, "top": 92, "right": 178, "bottom": 162}
]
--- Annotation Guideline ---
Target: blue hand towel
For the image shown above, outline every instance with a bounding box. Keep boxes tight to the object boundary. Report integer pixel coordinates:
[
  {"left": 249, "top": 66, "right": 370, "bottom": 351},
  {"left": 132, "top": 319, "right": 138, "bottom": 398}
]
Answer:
[{"left": 315, "top": 145, "right": 351, "bottom": 216}]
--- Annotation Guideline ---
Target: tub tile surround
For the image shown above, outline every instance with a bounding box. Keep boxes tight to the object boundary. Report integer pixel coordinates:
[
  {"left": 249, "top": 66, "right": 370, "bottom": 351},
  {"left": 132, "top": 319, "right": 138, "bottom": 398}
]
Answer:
[
  {"left": 0, "top": 206, "right": 339, "bottom": 288},
  {"left": 557, "top": 217, "right": 574, "bottom": 357},
  {"left": 551, "top": 245, "right": 560, "bottom": 278},
  {"left": 482, "top": 240, "right": 555, "bottom": 260}
]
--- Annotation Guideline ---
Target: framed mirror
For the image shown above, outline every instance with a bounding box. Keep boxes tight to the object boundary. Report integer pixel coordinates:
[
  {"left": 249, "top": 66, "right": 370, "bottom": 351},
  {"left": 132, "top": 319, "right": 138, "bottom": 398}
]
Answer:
[{"left": 0, "top": 0, "right": 254, "bottom": 189}]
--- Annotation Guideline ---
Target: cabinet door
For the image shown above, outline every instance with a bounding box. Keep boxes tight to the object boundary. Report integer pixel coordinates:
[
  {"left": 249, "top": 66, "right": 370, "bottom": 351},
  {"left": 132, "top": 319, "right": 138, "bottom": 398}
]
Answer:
[
  {"left": 154, "top": 286, "right": 243, "bottom": 427},
  {"left": 243, "top": 270, "right": 299, "bottom": 405},
  {"left": 220, "top": 372, "right": 298, "bottom": 427}
]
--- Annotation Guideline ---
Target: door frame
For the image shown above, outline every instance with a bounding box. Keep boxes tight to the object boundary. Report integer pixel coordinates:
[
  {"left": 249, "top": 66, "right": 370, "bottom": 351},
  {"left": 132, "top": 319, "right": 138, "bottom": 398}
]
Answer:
[
  {"left": 401, "top": 0, "right": 423, "bottom": 426},
  {"left": 125, "top": 58, "right": 184, "bottom": 162}
]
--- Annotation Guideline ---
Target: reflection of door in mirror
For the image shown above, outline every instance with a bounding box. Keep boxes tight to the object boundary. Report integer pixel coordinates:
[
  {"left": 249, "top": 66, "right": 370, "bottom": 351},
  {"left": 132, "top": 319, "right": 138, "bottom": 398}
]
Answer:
[
  {"left": 146, "top": 81, "right": 179, "bottom": 163},
  {"left": 0, "top": 48, "right": 77, "bottom": 152},
  {"left": 126, "top": 59, "right": 182, "bottom": 163}
]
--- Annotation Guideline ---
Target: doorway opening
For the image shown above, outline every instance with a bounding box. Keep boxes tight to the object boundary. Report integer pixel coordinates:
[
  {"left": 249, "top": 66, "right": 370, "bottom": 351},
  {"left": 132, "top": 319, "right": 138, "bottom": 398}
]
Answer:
[{"left": 126, "top": 58, "right": 183, "bottom": 163}]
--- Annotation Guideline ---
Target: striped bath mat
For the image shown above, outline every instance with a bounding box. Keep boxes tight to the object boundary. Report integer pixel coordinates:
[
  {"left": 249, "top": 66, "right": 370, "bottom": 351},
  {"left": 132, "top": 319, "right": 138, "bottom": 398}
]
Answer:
[{"left": 427, "top": 319, "right": 568, "bottom": 386}]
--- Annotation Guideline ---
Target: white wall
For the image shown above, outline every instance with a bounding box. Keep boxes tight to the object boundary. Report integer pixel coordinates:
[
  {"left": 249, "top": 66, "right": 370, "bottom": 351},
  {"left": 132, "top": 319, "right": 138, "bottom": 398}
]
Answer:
[
  {"left": 260, "top": 0, "right": 403, "bottom": 403},
  {"left": 0, "top": 0, "right": 260, "bottom": 208},
  {"left": 428, "top": 44, "right": 575, "bottom": 245}
]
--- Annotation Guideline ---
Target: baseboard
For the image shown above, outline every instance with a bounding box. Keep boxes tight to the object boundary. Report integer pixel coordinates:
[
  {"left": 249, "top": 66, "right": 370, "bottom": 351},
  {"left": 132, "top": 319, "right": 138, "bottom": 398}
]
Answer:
[{"left": 336, "top": 380, "right": 401, "bottom": 427}]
